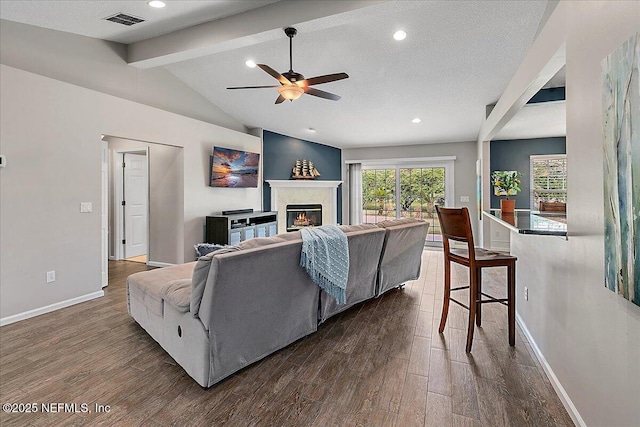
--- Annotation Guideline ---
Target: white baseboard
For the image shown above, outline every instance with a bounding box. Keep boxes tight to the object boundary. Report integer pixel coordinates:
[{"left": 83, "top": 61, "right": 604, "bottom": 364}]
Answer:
[
  {"left": 516, "top": 313, "right": 586, "bottom": 427},
  {"left": 147, "top": 261, "right": 174, "bottom": 268},
  {"left": 0, "top": 291, "right": 104, "bottom": 327},
  {"left": 108, "top": 256, "right": 117, "bottom": 261}
]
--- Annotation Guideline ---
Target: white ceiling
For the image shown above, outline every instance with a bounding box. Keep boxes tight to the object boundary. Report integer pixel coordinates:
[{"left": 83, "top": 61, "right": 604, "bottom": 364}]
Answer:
[
  {"left": 0, "top": 1, "right": 278, "bottom": 44},
  {"left": 0, "top": 0, "right": 556, "bottom": 148},
  {"left": 493, "top": 101, "right": 566, "bottom": 140}
]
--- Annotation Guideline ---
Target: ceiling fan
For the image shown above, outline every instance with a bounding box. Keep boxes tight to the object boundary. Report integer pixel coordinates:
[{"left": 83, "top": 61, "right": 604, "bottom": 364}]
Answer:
[{"left": 227, "top": 27, "right": 349, "bottom": 104}]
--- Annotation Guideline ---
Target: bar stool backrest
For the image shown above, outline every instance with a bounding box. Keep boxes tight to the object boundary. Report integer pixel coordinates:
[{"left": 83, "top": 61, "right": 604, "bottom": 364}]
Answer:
[{"left": 435, "top": 206, "right": 476, "bottom": 261}]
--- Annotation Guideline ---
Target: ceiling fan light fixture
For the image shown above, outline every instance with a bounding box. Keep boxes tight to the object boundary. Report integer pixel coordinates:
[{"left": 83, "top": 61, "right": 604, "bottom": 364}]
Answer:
[
  {"left": 227, "top": 27, "right": 348, "bottom": 104},
  {"left": 412, "top": 118, "right": 421, "bottom": 123},
  {"left": 245, "top": 60, "right": 257, "bottom": 68},
  {"left": 278, "top": 85, "right": 304, "bottom": 101}
]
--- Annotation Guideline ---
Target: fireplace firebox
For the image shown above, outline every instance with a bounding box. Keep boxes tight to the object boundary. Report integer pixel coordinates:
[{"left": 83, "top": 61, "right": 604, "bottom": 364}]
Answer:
[{"left": 286, "top": 204, "right": 322, "bottom": 232}]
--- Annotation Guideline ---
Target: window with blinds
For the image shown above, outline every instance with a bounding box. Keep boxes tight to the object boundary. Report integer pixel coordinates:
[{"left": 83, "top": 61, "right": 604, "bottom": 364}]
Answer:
[{"left": 530, "top": 155, "right": 567, "bottom": 210}]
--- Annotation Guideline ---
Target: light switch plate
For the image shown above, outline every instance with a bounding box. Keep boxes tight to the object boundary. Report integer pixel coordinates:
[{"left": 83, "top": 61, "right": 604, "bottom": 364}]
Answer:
[
  {"left": 80, "top": 202, "right": 93, "bottom": 213},
  {"left": 460, "top": 196, "right": 470, "bottom": 203}
]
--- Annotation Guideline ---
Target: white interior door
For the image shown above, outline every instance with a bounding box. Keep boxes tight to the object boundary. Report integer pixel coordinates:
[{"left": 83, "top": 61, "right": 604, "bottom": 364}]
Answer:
[{"left": 123, "top": 153, "right": 148, "bottom": 258}]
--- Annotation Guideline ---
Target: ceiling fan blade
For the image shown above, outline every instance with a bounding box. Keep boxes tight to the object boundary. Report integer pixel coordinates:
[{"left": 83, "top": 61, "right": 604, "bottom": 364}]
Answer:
[
  {"left": 258, "top": 64, "right": 291, "bottom": 85},
  {"left": 304, "top": 87, "right": 341, "bottom": 101},
  {"left": 275, "top": 95, "right": 286, "bottom": 104},
  {"left": 301, "top": 73, "right": 349, "bottom": 87},
  {"left": 227, "top": 85, "right": 280, "bottom": 89}
]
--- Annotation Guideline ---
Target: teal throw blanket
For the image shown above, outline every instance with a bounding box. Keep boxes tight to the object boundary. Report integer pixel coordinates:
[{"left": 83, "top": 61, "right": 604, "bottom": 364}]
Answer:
[{"left": 300, "top": 225, "right": 349, "bottom": 305}]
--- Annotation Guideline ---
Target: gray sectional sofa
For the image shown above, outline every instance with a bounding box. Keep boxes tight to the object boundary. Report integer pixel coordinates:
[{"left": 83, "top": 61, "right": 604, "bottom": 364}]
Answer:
[{"left": 126, "top": 219, "right": 428, "bottom": 387}]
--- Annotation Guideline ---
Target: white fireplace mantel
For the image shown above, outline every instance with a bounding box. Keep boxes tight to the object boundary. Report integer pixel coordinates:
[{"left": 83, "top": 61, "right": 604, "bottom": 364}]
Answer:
[
  {"left": 266, "top": 180, "right": 342, "bottom": 189},
  {"left": 266, "top": 180, "right": 343, "bottom": 232}
]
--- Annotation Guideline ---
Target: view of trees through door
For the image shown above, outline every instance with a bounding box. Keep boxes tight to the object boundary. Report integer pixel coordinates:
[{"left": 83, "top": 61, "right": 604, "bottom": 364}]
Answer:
[{"left": 362, "top": 167, "right": 445, "bottom": 243}]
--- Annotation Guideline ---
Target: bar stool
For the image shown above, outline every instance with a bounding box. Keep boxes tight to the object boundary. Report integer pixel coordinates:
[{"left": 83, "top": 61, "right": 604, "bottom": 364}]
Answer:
[{"left": 435, "top": 206, "right": 517, "bottom": 352}]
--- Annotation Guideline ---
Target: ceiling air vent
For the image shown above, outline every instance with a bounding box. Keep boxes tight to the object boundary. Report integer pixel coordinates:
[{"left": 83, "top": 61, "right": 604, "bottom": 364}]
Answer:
[{"left": 103, "top": 13, "right": 145, "bottom": 26}]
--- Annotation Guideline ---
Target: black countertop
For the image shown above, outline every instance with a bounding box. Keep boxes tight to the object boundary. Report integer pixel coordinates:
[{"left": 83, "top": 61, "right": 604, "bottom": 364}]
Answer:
[{"left": 483, "top": 209, "right": 567, "bottom": 237}]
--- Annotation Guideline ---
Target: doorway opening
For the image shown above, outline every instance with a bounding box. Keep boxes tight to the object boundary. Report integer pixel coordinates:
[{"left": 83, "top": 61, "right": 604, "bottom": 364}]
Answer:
[{"left": 101, "top": 135, "right": 185, "bottom": 278}]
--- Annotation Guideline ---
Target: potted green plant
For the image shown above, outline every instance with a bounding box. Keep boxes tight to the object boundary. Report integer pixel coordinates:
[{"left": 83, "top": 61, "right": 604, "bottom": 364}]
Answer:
[{"left": 491, "top": 170, "right": 521, "bottom": 213}]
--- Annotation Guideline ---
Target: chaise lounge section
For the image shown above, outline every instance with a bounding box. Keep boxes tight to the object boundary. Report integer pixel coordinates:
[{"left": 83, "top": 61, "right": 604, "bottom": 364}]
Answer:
[{"left": 126, "top": 219, "right": 428, "bottom": 387}]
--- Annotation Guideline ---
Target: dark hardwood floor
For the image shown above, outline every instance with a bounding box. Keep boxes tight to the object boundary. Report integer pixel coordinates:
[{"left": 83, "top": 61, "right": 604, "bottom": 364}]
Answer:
[{"left": 0, "top": 251, "right": 573, "bottom": 426}]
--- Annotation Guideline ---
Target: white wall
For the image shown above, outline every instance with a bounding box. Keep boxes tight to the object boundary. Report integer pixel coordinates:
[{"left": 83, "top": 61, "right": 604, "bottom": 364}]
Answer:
[
  {"left": 342, "top": 141, "right": 479, "bottom": 235},
  {"left": 106, "top": 137, "right": 184, "bottom": 265},
  {"left": 0, "top": 19, "right": 245, "bottom": 133},
  {"left": 0, "top": 65, "right": 261, "bottom": 322},
  {"left": 508, "top": 2, "right": 640, "bottom": 426}
]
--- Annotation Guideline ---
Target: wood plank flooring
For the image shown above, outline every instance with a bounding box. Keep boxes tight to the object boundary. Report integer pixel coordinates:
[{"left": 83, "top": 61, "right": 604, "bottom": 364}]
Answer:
[{"left": 0, "top": 251, "right": 574, "bottom": 426}]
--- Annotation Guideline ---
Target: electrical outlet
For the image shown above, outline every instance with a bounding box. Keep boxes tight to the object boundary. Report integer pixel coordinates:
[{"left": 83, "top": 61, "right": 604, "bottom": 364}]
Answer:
[
  {"left": 460, "top": 195, "right": 470, "bottom": 203},
  {"left": 524, "top": 286, "right": 529, "bottom": 301},
  {"left": 46, "top": 271, "right": 56, "bottom": 283}
]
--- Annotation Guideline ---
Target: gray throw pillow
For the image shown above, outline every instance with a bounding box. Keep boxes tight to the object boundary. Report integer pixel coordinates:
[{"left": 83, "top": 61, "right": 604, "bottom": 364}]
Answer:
[{"left": 194, "top": 243, "right": 226, "bottom": 258}]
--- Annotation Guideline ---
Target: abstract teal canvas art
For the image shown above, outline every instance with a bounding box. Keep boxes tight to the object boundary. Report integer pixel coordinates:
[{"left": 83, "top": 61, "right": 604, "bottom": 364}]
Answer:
[{"left": 602, "top": 32, "right": 639, "bottom": 306}]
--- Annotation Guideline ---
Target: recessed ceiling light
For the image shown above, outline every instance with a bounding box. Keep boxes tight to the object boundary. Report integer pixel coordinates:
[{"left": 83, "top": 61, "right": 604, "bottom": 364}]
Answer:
[
  {"left": 245, "top": 60, "right": 257, "bottom": 68},
  {"left": 412, "top": 118, "right": 421, "bottom": 123},
  {"left": 308, "top": 128, "right": 316, "bottom": 133},
  {"left": 147, "top": 1, "right": 166, "bottom": 8},
  {"left": 393, "top": 30, "right": 407, "bottom": 41}
]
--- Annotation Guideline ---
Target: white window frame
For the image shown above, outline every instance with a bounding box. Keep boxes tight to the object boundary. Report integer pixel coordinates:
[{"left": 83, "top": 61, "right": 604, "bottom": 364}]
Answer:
[
  {"left": 530, "top": 154, "right": 567, "bottom": 211},
  {"left": 351, "top": 156, "right": 455, "bottom": 218}
]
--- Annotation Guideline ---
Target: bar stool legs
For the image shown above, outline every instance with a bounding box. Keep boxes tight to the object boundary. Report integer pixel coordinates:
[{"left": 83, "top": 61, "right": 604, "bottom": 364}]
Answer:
[
  {"left": 438, "top": 261, "right": 517, "bottom": 352},
  {"left": 465, "top": 267, "right": 477, "bottom": 352},
  {"left": 508, "top": 262, "right": 516, "bottom": 346},
  {"left": 475, "top": 267, "right": 482, "bottom": 327},
  {"left": 438, "top": 258, "right": 451, "bottom": 334}
]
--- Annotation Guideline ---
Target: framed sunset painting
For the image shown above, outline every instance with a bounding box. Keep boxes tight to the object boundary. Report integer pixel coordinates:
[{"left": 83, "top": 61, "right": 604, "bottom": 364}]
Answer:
[{"left": 210, "top": 147, "right": 260, "bottom": 188}]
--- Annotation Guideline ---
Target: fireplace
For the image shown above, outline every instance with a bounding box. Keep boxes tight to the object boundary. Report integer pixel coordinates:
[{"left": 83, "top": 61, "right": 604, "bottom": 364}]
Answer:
[
  {"left": 266, "top": 180, "right": 342, "bottom": 233},
  {"left": 286, "top": 204, "right": 322, "bottom": 232}
]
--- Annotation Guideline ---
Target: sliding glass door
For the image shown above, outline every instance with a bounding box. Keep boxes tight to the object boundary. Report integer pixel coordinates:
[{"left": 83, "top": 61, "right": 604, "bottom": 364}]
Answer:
[
  {"left": 399, "top": 167, "right": 445, "bottom": 242},
  {"left": 362, "top": 168, "right": 396, "bottom": 223},
  {"left": 362, "top": 163, "right": 450, "bottom": 244}
]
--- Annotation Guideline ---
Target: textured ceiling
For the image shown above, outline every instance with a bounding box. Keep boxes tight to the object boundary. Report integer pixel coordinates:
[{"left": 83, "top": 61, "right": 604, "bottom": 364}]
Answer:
[
  {"left": 165, "top": 0, "right": 548, "bottom": 148},
  {"left": 0, "top": 0, "right": 554, "bottom": 148},
  {"left": 494, "top": 102, "right": 566, "bottom": 140},
  {"left": 0, "top": 0, "right": 278, "bottom": 44}
]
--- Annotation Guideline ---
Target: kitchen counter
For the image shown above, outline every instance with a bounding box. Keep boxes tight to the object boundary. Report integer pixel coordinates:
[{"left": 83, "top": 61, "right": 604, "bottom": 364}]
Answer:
[{"left": 482, "top": 209, "right": 567, "bottom": 237}]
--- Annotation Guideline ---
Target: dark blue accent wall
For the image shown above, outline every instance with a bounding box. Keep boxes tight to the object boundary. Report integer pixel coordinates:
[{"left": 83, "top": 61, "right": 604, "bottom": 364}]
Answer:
[
  {"left": 527, "top": 87, "right": 565, "bottom": 104},
  {"left": 262, "top": 130, "right": 342, "bottom": 223},
  {"left": 490, "top": 137, "right": 566, "bottom": 209}
]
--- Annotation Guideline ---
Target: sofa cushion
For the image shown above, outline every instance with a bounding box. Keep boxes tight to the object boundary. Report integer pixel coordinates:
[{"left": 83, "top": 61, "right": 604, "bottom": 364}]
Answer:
[
  {"left": 191, "top": 252, "right": 220, "bottom": 317},
  {"left": 376, "top": 218, "right": 422, "bottom": 228},
  {"left": 127, "top": 262, "right": 196, "bottom": 317},
  {"left": 376, "top": 219, "right": 429, "bottom": 296},
  {"left": 339, "top": 224, "right": 378, "bottom": 233},
  {"left": 238, "top": 236, "right": 287, "bottom": 249},
  {"left": 162, "top": 279, "right": 192, "bottom": 313},
  {"left": 273, "top": 231, "right": 302, "bottom": 241},
  {"left": 190, "top": 236, "right": 288, "bottom": 317}
]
